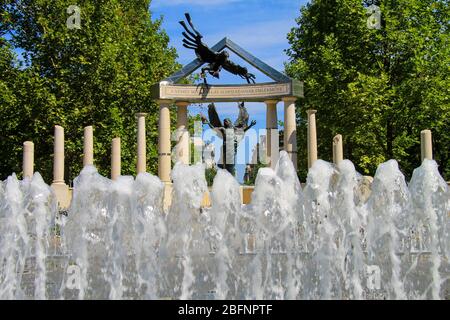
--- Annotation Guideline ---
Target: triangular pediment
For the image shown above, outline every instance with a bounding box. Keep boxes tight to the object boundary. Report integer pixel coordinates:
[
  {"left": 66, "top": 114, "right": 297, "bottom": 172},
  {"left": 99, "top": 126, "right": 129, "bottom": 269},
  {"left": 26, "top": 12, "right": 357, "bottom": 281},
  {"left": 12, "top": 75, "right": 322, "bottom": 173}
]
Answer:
[{"left": 165, "top": 37, "right": 292, "bottom": 84}]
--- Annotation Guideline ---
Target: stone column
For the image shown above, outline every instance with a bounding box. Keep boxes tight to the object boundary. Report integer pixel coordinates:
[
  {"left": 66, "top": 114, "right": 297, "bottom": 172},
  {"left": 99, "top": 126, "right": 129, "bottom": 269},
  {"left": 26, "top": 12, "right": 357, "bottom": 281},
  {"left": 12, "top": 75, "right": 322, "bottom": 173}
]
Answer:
[
  {"left": 83, "top": 126, "right": 94, "bottom": 167},
  {"left": 307, "top": 109, "right": 318, "bottom": 168},
  {"left": 421, "top": 129, "right": 433, "bottom": 161},
  {"left": 23, "top": 141, "right": 34, "bottom": 179},
  {"left": 333, "top": 134, "right": 343, "bottom": 165},
  {"left": 283, "top": 97, "right": 298, "bottom": 170},
  {"left": 176, "top": 101, "right": 190, "bottom": 165},
  {"left": 51, "top": 125, "right": 70, "bottom": 208},
  {"left": 265, "top": 100, "right": 279, "bottom": 168},
  {"left": 111, "top": 137, "right": 121, "bottom": 180},
  {"left": 136, "top": 113, "right": 147, "bottom": 174},
  {"left": 158, "top": 100, "right": 172, "bottom": 182},
  {"left": 53, "top": 125, "right": 65, "bottom": 184}
]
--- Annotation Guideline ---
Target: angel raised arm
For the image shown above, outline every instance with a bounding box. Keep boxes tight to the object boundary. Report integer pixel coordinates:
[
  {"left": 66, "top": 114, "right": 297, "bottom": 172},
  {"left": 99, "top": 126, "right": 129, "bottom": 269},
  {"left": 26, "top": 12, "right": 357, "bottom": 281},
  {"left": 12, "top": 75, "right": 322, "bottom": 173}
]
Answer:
[{"left": 201, "top": 102, "right": 256, "bottom": 176}]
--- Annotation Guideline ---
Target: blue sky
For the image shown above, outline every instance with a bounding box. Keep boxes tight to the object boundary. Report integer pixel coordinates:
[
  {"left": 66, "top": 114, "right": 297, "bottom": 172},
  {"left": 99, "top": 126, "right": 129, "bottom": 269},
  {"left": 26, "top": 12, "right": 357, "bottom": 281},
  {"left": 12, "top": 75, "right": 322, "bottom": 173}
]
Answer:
[{"left": 151, "top": 0, "right": 308, "bottom": 180}]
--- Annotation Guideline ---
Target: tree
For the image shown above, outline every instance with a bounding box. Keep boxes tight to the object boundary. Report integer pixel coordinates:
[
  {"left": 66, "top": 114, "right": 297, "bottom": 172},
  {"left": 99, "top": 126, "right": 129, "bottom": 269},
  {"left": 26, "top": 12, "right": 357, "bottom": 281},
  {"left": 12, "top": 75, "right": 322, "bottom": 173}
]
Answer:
[
  {"left": 286, "top": 0, "right": 449, "bottom": 181},
  {"left": 0, "top": 0, "right": 179, "bottom": 182}
]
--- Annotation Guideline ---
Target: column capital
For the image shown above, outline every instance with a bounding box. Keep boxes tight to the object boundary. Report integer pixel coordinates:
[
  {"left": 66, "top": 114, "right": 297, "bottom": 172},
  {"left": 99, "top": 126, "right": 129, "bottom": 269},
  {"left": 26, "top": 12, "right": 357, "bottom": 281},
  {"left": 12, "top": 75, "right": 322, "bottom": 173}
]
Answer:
[
  {"left": 264, "top": 99, "right": 279, "bottom": 105},
  {"left": 135, "top": 112, "right": 148, "bottom": 118},
  {"left": 307, "top": 109, "right": 317, "bottom": 115},
  {"left": 156, "top": 99, "right": 173, "bottom": 105},
  {"left": 175, "top": 101, "right": 190, "bottom": 108},
  {"left": 333, "top": 134, "right": 342, "bottom": 143},
  {"left": 23, "top": 141, "right": 34, "bottom": 147},
  {"left": 282, "top": 96, "right": 297, "bottom": 103}
]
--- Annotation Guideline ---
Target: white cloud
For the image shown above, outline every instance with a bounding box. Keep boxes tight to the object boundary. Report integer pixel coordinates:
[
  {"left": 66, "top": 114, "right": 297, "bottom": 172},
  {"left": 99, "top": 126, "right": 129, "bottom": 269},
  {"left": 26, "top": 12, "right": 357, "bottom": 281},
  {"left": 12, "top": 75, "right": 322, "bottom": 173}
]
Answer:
[{"left": 152, "top": 0, "right": 242, "bottom": 7}]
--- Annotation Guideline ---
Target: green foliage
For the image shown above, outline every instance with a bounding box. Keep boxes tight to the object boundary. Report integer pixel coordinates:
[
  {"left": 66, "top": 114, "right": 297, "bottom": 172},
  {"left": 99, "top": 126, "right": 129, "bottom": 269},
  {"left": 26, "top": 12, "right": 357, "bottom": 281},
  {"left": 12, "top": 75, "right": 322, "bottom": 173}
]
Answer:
[
  {"left": 0, "top": 0, "right": 179, "bottom": 182},
  {"left": 205, "top": 167, "right": 217, "bottom": 187},
  {"left": 243, "top": 162, "right": 265, "bottom": 186},
  {"left": 286, "top": 0, "right": 450, "bottom": 181}
]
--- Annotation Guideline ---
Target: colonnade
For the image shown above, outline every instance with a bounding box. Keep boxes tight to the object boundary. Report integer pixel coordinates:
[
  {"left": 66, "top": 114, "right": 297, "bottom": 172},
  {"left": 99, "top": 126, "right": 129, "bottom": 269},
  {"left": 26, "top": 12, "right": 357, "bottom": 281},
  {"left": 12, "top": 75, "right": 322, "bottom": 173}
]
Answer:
[
  {"left": 156, "top": 97, "right": 299, "bottom": 181},
  {"left": 20, "top": 104, "right": 436, "bottom": 207}
]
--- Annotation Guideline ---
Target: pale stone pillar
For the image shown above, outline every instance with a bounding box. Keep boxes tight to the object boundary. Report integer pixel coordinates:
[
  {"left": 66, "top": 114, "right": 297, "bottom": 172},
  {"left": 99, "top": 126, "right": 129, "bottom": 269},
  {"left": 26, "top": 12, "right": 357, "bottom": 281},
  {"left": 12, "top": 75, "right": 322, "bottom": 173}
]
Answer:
[
  {"left": 23, "top": 141, "right": 34, "bottom": 179},
  {"left": 111, "top": 137, "right": 121, "bottom": 180},
  {"left": 333, "top": 134, "right": 343, "bottom": 165},
  {"left": 421, "top": 129, "right": 433, "bottom": 161},
  {"left": 136, "top": 113, "right": 147, "bottom": 174},
  {"left": 283, "top": 97, "right": 298, "bottom": 170},
  {"left": 53, "top": 125, "right": 65, "bottom": 184},
  {"left": 307, "top": 109, "right": 318, "bottom": 168},
  {"left": 265, "top": 100, "right": 279, "bottom": 168},
  {"left": 83, "top": 126, "right": 94, "bottom": 167},
  {"left": 51, "top": 125, "right": 70, "bottom": 209},
  {"left": 176, "top": 101, "right": 190, "bottom": 165},
  {"left": 158, "top": 100, "right": 172, "bottom": 182}
]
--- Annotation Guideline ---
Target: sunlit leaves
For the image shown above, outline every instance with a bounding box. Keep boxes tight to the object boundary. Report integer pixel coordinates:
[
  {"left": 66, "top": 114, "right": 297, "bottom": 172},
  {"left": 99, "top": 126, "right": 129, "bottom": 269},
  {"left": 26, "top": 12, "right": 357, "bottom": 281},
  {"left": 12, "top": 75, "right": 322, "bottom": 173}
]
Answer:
[
  {"left": 0, "top": 0, "right": 180, "bottom": 181},
  {"left": 286, "top": 0, "right": 449, "bottom": 180}
]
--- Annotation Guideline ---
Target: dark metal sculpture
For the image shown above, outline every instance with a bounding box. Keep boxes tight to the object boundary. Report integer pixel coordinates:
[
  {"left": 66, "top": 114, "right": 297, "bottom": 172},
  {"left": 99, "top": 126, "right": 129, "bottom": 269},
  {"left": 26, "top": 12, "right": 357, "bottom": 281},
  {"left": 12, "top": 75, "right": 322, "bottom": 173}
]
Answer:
[
  {"left": 201, "top": 102, "right": 256, "bottom": 175},
  {"left": 179, "top": 13, "right": 256, "bottom": 85}
]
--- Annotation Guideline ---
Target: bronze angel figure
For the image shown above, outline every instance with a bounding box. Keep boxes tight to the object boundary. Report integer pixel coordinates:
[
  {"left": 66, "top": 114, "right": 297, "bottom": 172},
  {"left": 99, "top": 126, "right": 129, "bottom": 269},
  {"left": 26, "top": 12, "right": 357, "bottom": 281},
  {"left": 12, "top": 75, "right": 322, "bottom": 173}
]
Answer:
[
  {"left": 179, "top": 13, "right": 256, "bottom": 85},
  {"left": 201, "top": 102, "right": 256, "bottom": 176}
]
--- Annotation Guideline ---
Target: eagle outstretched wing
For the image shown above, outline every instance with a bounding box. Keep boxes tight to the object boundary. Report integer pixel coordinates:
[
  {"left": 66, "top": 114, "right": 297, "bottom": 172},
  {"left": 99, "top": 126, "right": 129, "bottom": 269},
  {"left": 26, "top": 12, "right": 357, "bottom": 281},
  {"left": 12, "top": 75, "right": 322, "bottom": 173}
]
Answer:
[
  {"left": 179, "top": 13, "right": 217, "bottom": 63},
  {"left": 234, "top": 102, "right": 249, "bottom": 129},
  {"left": 207, "top": 103, "right": 223, "bottom": 128}
]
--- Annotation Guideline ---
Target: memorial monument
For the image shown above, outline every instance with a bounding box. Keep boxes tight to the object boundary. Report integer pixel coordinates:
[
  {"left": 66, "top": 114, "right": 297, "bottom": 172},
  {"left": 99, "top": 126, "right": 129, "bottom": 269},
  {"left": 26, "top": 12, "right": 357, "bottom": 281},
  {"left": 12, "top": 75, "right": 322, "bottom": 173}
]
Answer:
[
  {"left": 201, "top": 102, "right": 256, "bottom": 175},
  {"left": 151, "top": 12, "right": 303, "bottom": 182}
]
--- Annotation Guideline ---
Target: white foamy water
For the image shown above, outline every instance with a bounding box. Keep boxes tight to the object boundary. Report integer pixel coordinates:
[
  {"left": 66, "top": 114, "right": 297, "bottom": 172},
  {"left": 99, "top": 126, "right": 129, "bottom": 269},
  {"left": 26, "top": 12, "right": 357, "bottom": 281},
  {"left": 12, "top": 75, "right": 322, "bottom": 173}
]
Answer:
[{"left": 0, "top": 152, "right": 448, "bottom": 299}]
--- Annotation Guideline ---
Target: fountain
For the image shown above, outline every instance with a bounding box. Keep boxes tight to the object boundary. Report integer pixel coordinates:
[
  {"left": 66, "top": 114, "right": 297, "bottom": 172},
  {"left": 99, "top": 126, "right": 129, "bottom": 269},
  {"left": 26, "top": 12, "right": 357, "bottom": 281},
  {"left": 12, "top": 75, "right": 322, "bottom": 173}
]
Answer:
[{"left": 0, "top": 151, "right": 448, "bottom": 300}]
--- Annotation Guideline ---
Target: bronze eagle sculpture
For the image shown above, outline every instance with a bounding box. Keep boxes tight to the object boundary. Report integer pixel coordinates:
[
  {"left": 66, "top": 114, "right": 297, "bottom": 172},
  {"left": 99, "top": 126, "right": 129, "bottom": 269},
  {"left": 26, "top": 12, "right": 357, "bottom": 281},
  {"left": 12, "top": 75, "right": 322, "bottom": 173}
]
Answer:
[{"left": 179, "top": 13, "right": 256, "bottom": 85}]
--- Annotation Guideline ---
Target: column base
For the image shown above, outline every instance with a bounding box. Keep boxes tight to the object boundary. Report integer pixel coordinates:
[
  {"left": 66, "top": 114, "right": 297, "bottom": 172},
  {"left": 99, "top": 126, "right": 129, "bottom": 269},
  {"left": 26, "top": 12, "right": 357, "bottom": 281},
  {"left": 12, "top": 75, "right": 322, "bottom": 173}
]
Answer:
[
  {"left": 241, "top": 186, "right": 254, "bottom": 205},
  {"left": 51, "top": 183, "right": 71, "bottom": 209}
]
